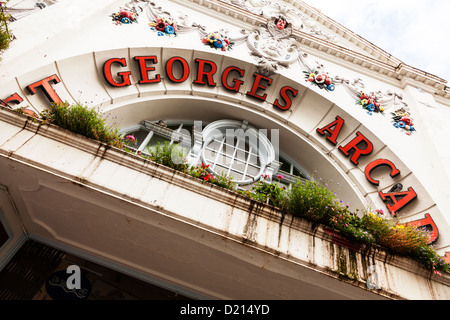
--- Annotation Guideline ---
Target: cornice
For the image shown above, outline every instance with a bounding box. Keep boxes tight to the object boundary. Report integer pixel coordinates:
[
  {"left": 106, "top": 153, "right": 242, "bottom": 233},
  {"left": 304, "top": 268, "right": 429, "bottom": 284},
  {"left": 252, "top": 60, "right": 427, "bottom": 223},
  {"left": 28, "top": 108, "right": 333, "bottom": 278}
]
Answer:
[{"left": 179, "top": 0, "right": 450, "bottom": 101}]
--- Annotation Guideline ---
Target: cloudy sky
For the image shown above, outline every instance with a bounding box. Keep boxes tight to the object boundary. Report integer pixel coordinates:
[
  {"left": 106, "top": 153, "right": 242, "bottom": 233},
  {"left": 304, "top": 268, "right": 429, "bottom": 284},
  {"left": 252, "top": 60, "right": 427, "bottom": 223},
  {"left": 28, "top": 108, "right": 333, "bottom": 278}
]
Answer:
[{"left": 301, "top": 0, "right": 450, "bottom": 83}]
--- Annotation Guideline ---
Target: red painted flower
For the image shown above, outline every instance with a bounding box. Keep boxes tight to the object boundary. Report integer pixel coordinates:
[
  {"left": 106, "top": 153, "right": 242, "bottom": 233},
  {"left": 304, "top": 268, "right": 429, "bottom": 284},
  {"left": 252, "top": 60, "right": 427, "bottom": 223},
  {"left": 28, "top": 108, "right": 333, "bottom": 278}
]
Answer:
[{"left": 401, "top": 116, "right": 412, "bottom": 126}]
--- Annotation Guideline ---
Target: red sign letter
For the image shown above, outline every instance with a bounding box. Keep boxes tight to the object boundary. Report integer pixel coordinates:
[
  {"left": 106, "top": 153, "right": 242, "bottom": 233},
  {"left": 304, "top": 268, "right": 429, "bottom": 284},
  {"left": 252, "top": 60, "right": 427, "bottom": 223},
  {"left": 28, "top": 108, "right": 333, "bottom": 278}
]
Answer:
[
  {"left": 221, "top": 66, "right": 245, "bottom": 92},
  {"left": 338, "top": 131, "right": 374, "bottom": 165},
  {"left": 193, "top": 58, "right": 217, "bottom": 87},
  {"left": 165, "top": 56, "right": 190, "bottom": 83},
  {"left": 246, "top": 73, "right": 272, "bottom": 101},
  {"left": 405, "top": 213, "right": 439, "bottom": 244},
  {"left": 316, "top": 116, "right": 345, "bottom": 145},
  {"left": 379, "top": 187, "right": 417, "bottom": 216},
  {"left": 103, "top": 58, "right": 132, "bottom": 87},
  {"left": 26, "top": 74, "right": 63, "bottom": 104},
  {"left": 273, "top": 86, "right": 298, "bottom": 111},
  {"left": 134, "top": 56, "right": 161, "bottom": 84},
  {"left": 1, "top": 92, "right": 24, "bottom": 106},
  {"left": 365, "top": 159, "right": 401, "bottom": 186}
]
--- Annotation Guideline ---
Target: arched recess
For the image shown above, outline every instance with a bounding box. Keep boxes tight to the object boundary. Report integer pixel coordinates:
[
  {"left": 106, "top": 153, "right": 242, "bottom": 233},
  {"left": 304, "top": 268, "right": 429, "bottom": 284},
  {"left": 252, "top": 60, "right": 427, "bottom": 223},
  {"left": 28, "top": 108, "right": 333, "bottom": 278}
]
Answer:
[{"left": 2, "top": 47, "right": 448, "bottom": 249}]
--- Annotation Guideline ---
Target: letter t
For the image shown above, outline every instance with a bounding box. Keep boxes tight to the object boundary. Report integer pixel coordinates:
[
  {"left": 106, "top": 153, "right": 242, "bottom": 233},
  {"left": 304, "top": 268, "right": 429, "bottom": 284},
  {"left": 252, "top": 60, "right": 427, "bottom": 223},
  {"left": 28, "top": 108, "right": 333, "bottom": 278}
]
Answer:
[{"left": 26, "top": 74, "right": 64, "bottom": 105}]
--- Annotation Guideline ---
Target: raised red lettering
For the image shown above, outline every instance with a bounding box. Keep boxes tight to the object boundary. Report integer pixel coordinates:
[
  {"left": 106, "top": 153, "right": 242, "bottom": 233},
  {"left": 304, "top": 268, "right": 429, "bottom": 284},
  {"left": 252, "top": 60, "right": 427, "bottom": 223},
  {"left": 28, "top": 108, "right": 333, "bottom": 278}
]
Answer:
[
  {"left": 338, "top": 131, "right": 374, "bottom": 165},
  {"left": 405, "top": 213, "right": 439, "bottom": 244},
  {"left": 221, "top": 66, "right": 245, "bottom": 92},
  {"left": 246, "top": 73, "right": 272, "bottom": 101},
  {"left": 1, "top": 92, "right": 24, "bottom": 106},
  {"left": 379, "top": 187, "right": 417, "bottom": 217},
  {"left": 193, "top": 58, "right": 217, "bottom": 87},
  {"left": 103, "top": 58, "right": 132, "bottom": 87},
  {"left": 365, "top": 159, "right": 401, "bottom": 186},
  {"left": 273, "top": 86, "right": 298, "bottom": 111},
  {"left": 134, "top": 56, "right": 161, "bottom": 84},
  {"left": 165, "top": 56, "right": 190, "bottom": 83},
  {"left": 316, "top": 116, "right": 345, "bottom": 146},
  {"left": 26, "top": 74, "right": 63, "bottom": 104}
]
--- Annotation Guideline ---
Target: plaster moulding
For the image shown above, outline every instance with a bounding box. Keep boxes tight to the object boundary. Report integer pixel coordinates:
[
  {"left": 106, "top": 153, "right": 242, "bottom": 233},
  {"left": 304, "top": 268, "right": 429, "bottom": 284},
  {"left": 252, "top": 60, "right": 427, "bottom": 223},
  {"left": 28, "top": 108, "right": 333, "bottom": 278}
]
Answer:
[{"left": 179, "top": 0, "right": 449, "bottom": 101}]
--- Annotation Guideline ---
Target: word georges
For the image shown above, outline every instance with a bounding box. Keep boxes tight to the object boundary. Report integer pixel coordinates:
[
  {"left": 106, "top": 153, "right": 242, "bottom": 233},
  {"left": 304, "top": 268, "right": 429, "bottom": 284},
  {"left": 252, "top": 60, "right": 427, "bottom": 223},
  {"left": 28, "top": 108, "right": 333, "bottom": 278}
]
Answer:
[
  {"left": 103, "top": 55, "right": 299, "bottom": 111},
  {"left": 180, "top": 304, "right": 270, "bottom": 317}
]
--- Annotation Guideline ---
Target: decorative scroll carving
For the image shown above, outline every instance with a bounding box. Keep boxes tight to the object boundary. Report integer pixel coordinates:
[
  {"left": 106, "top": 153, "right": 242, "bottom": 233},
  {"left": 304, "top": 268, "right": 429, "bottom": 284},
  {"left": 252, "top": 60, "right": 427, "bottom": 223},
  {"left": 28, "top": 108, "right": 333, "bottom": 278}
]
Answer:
[{"left": 375, "top": 90, "right": 409, "bottom": 112}]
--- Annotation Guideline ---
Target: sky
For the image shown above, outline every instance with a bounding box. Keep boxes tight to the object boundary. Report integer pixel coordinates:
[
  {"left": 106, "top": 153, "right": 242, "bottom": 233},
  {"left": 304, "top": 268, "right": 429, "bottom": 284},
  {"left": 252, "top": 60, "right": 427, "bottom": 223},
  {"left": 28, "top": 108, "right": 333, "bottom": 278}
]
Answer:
[{"left": 301, "top": 0, "right": 450, "bottom": 83}]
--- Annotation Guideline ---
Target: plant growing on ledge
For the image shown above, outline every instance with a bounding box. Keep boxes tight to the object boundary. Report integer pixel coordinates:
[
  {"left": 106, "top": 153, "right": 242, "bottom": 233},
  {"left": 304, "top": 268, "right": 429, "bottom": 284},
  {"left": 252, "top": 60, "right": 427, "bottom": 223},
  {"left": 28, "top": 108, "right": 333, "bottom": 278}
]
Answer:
[
  {"left": 0, "top": 1, "right": 12, "bottom": 57},
  {"left": 188, "top": 163, "right": 237, "bottom": 190},
  {"left": 258, "top": 176, "right": 449, "bottom": 273},
  {"left": 30, "top": 102, "right": 448, "bottom": 274},
  {"left": 248, "top": 174, "right": 287, "bottom": 209},
  {"left": 285, "top": 178, "right": 345, "bottom": 224},
  {"left": 145, "top": 141, "right": 190, "bottom": 173},
  {"left": 41, "top": 102, "right": 124, "bottom": 149}
]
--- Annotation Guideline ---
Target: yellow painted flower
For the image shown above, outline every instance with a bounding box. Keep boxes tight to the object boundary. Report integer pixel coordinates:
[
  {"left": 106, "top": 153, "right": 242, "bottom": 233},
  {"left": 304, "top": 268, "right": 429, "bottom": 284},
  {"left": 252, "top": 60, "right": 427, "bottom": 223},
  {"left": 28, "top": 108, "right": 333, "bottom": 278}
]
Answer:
[{"left": 207, "top": 33, "right": 219, "bottom": 43}]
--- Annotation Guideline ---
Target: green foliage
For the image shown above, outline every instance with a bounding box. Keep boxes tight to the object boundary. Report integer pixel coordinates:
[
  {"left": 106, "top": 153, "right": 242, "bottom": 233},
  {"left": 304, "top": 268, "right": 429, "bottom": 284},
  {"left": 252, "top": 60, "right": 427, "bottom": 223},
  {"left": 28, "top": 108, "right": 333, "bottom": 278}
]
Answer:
[
  {"left": 329, "top": 210, "right": 376, "bottom": 245},
  {"left": 41, "top": 102, "right": 124, "bottom": 148},
  {"left": 210, "top": 171, "right": 238, "bottom": 190},
  {"left": 0, "top": 1, "right": 12, "bottom": 55},
  {"left": 248, "top": 175, "right": 286, "bottom": 209},
  {"left": 187, "top": 163, "right": 237, "bottom": 190},
  {"left": 145, "top": 141, "right": 189, "bottom": 173},
  {"left": 33, "top": 100, "right": 449, "bottom": 274},
  {"left": 285, "top": 178, "right": 346, "bottom": 224}
]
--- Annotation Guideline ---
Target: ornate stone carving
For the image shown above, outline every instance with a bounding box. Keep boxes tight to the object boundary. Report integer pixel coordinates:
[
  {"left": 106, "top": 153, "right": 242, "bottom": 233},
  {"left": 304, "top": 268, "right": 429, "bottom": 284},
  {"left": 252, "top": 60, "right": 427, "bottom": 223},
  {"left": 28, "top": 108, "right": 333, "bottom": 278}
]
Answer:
[
  {"left": 334, "top": 76, "right": 366, "bottom": 98},
  {"left": 229, "top": 0, "right": 340, "bottom": 44},
  {"left": 375, "top": 90, "right": 409, "bottom": 112},
  {"left": 144, "top": 0, "right": 200, "bottom": 33},
  {"left": 246, "top": 16, "right": 300, "bottom": 76}
]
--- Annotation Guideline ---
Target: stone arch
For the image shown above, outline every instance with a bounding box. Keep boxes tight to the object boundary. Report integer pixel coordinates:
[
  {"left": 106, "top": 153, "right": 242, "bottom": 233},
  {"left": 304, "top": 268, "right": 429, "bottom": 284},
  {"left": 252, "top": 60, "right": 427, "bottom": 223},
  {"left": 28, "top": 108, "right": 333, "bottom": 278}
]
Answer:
[{"left": 2, "top": 46, "right": 447, "bottom": 248}]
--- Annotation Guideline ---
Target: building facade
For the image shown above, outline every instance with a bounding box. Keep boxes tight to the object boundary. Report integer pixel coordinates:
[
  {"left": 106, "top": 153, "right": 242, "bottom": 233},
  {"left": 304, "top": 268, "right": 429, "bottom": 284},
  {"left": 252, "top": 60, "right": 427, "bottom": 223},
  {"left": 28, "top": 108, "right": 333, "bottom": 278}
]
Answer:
[{"left": 0, "top": 0, "right": 449, "bottom": 300}]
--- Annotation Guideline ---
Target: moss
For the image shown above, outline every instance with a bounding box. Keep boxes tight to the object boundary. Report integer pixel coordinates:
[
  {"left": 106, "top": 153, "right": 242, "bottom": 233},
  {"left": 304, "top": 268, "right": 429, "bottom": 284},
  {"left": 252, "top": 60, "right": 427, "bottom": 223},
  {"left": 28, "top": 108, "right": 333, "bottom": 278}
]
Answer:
[
  {"left": 336, "top": 246, "right": 347, "bottom": 276},
  {"left": 348, "top": 250, "right": 359, "bottom": 280}
]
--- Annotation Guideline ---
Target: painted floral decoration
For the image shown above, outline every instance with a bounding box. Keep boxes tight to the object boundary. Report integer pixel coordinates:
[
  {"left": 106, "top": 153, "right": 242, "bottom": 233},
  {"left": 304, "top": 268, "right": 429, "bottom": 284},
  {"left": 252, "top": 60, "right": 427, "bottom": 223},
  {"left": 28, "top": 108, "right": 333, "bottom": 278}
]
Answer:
[
  {"left": 275, "top": 16, "right": 288, "bottom": 30},
  {"left": 149, "top": 17, "right": 178, "bottom": 36},
  {"left": 303, "top": 70, "right": 335, "bottom": 91},
  {"left": 111, "top": 9, "right": 138, "bottom": 25},
  {"left": 391, "top": 108, "right": 416, "bottom": 135},
  {"left": 356, "top": 92, "right": 384, "bottom": 115},
  {"left": 201, "top": 32, "right": 234, "bottom": 51}
]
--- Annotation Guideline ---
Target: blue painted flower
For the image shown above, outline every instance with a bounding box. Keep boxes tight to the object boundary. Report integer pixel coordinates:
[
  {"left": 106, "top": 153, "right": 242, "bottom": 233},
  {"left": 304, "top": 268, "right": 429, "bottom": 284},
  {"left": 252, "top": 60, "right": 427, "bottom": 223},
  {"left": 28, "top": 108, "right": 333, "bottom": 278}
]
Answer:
[
  {"left": 214, "top": 39, "right": 223, "bottom": 48},
  {"left": 165, "top": 25, "right": 175, "bottom": 34},
  {"left": 368, "top": 104, "right": 375, "bottom": 112},
  {"left": 327, "top": 84, "right": 335, "bottom": 91},
  {"left": 398, "top": 121, "right": 406, "bottom": 128},
  {"left": 121, "top": 17, "right": 131, "bottom": 24}
]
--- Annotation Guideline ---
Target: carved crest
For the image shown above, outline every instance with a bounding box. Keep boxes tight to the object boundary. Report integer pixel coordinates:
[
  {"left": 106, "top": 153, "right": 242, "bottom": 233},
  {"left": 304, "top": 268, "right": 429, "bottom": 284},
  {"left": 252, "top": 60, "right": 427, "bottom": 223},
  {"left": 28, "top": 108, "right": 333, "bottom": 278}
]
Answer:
[{"left": 247, "top": 17, "right": 299, "bottom": 76}]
